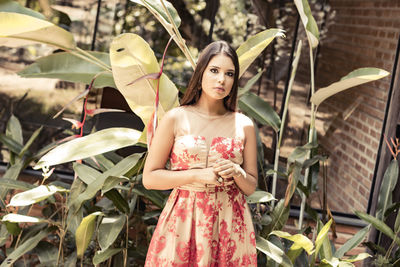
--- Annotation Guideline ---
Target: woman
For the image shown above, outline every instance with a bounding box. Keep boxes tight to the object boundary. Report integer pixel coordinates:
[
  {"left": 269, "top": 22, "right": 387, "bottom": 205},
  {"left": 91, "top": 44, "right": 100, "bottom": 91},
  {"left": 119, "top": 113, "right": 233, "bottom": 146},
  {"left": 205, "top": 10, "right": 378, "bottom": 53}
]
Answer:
[{"left": 143, "top": 41, "right": 258, "bottom": 266}]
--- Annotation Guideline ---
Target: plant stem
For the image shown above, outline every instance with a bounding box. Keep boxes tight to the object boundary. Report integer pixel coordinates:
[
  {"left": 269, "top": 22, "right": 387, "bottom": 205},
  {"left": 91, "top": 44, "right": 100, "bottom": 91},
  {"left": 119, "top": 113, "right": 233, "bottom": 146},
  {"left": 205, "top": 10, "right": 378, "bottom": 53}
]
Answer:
[
  {"left": 57, "top": 194, "right": 66, "bottom": 266},
  {"left": 299, "top": 44, "right": 316, "bottom": 230},
  {"left": 124, "top": 215, "right": 129, "bottom": 266},
  {"left": 271, "top": 136, "right": 279, "bottom": 206},
  {"left": 159, "top": 0, "right": 196, "bottom": 69}
]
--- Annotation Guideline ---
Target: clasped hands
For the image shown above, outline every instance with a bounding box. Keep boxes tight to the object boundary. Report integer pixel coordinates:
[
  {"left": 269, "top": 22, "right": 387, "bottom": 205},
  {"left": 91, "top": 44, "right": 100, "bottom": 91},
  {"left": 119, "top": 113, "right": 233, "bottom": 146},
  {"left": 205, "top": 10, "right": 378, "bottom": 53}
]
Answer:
[{"left": 213, "top": 159, "right": 246, "bottom": 184}]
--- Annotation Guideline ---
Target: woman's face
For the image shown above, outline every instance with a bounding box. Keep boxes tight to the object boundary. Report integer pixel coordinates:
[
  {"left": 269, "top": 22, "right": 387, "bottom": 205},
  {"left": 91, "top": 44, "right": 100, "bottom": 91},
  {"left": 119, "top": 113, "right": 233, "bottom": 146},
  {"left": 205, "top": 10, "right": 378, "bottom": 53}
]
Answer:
[{"left": 201, "top": 54, "right": 235, "bottom": 101}]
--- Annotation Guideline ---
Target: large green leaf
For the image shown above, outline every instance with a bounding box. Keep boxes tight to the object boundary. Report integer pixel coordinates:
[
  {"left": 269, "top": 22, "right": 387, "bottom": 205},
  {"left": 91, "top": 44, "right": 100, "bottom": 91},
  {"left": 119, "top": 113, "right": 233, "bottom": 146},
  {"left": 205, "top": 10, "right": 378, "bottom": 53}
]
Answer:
[
  {"left": 130, "top": 0, "right": 181, "bottom": 29},
  {"left": 76, "top": 211, "right": 103, "bottom": 258},
  {"left": 132, "top": 184, "right": 167, "bottom": 209},
  {"left": 311, "top": 68, "right": 389, "bottom": 107},
  {"left": 0, "top": 0, "right": 45, "bottom": 19},
  {"left": 93, "top": 248, "right": 122, "bottom": 265},
  {"left": 246, "top": 190, "right": 275, "bottom": 204},
  {"left": 334, "top": 225, "right": 370, "bottom": 258},
  {"left": 19, "top": 126, "right": 42, "bottom": 158},
  {"left": 270, "top": 231, "right": 314, "bottom": 255},
  {"left": 104, "top": 189, "right": 130, "bottom": 214},
  {"left": 287, "top": 142, "right": 317, "bottom": 166},
  {"left": 2, "top": 214, "right": 44, "bottom": 223},
  {"left": 355, "top": 211, "right": 400, "bottom": 246},
  {"left": 0, "top": 161, "right": 24, "bottom": 207},
  {"left": 238, "top": 92, "right": 281, "bottom": 132},
  {"left": 33, "top": 241, "right": 58, "bottom": 266},
  {"left": 73, "top": 162, "right": 98, "bottom": 185},
  {"left": 256, "top": 235, "right": 293, "bottom": 267},
  {"left": 6, "top": 114, "right": 23, "bottom": 145},
  {"left": 19, "top": 51, "right": 116, "bottom": 88},
  {"left": 264, "top": 199, "right": 290, "bottom": 235},
  {"left": 110, "top": 33, "right": 179, "bottom": 128},
  {"left": 0, "top": 178, "right": 35, "bottom": 191},
  {"left": 238, "top": 69, "right": 264, "bottom": 97},
  {"left": 284, "top": 163, "right": 301, "bottom": 207},
  {"left": 317, "top": 220, "right": 333, "bottom": 262},
  {"left": 0, "top": 12, "right": 75, "bottom": 50},
  {"left": 341, "top": 252, "right": 371, "bottom": 263},
  {"left": 98, "top": 215, "right": 126, "bottom": 251},
  {"left": 312, "top": 219, "right": 333, "bottom": 265},
  {"left": 293, "top": 0, "right": 319, "bottom": 48},
  {"left": 376, "top": 159, "right": 398, "bottom": 220},
  {"left": 0, "top": 227, "right": 53, "bottom": 267},
  {"left": 237, "top": 28, "right": 285, "bottom": 77},
  {"left": 71, "top": 153, "right": 142, "bottom": 211},
  {"left": 0, "top": 225, "right": 9, "bottom": 246},
  {"left": 102, "top": 176, "right": 129, "bottom": 194},
  {"left": 395, "top": 204, "right": 400, "bottom": 233},
  {"left": 8, "top": 185, "right": 68, "bottom": 206},
  {"left": 34, "top": 128, "right": 141, "bottom": 169},
  {"left": 0, "top": 133, "right": 23, "bottom": 154}
]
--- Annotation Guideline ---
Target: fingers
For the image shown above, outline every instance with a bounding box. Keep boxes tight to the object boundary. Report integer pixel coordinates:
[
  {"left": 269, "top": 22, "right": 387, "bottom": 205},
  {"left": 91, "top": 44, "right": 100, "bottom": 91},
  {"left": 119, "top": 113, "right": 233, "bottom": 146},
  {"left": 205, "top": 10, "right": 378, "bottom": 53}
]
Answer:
[{"left": 213, "top": 160, "right": 238, "bottom": 179}]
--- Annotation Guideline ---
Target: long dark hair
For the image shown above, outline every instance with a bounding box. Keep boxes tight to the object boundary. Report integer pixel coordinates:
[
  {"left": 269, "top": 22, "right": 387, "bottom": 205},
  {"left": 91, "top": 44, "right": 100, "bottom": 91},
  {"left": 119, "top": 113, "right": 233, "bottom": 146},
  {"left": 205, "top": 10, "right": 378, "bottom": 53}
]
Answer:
[{"left": 180, "top": 41, "right": 239, "bottom": 112}]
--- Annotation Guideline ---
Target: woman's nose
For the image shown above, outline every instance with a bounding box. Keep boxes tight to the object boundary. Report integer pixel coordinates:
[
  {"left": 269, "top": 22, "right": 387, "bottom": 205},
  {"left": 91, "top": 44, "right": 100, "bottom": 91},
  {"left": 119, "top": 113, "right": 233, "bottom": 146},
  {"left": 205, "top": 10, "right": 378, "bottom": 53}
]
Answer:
[{"left": 217, "top": 73, "right": 225, "bottom": 84}]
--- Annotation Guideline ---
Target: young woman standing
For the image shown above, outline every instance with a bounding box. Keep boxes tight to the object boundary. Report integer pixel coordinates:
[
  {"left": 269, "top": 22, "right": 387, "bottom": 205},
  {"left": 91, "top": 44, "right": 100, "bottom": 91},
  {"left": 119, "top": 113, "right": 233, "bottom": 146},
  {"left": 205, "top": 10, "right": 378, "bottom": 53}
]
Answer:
[{"left": 143, "top": 41, "right": 258, "bottom": 266}]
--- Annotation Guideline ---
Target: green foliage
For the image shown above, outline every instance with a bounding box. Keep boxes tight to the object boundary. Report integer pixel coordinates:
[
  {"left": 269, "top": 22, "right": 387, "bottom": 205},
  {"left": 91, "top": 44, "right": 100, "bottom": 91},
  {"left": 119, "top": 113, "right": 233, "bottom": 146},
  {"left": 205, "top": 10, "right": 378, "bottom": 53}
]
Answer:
[{"left": 0, "top": 0, "right": 391, "bottom": 266}]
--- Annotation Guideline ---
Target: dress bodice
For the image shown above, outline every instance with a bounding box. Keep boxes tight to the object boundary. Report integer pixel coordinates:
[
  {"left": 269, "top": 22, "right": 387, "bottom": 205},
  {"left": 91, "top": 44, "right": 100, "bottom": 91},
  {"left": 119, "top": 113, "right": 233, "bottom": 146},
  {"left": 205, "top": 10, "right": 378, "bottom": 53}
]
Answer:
[{"left": 168, "top": 105, "right": 248, "bottom": 171}]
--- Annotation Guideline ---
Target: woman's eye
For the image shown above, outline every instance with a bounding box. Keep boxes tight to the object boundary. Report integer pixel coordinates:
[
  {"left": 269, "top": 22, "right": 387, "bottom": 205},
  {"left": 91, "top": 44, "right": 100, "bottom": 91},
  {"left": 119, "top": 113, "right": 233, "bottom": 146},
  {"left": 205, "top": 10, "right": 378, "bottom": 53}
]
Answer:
[
  {"left": 210, "top": 68, "right": 218, "bottom": 73},
  {"left": 226, "top": 72, "right": 234, "bottom": 77}
]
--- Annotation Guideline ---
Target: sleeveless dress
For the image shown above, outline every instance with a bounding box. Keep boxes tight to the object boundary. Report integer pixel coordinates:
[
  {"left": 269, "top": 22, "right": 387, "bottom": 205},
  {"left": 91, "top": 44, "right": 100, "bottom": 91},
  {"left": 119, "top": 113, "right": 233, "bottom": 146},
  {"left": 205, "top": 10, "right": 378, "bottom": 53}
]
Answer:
[{"left": 144, "top": 106, "right": 257, "bottom": 266}]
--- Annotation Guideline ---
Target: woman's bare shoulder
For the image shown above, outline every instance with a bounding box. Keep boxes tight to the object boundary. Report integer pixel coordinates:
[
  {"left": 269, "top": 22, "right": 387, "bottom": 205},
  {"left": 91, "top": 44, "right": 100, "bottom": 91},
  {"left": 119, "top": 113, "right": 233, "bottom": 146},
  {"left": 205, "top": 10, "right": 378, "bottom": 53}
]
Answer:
[
  {"left": 235, "top": 112, "right": 254, "bottom": 127},
  {"left": 162, "top": 106, "right": 185, "bottom": 121}
]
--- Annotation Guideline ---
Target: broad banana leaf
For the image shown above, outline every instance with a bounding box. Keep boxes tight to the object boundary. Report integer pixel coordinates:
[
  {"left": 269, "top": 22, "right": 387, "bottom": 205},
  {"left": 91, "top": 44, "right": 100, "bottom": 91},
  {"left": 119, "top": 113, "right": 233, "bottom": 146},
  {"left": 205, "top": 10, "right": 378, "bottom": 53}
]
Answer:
[
  {"left": 0, "top": 0, "right": 45, "bottom": 20},
  {"left": 2, "top": 214, "right": 44, "bottom": 223},
  {"left": 376, "top": 159, "right": 399, "bottom": 221},
  {"left": 246, "top": 190, "right": 275, "bottom": 204},
  {"left": 6, "top": 114, "right": 23, "bottom": 145},
  {"left": 238, "top": 92, "right": 281, "bottom": 132},
  {"left": 19, "top": 51, "right": 116, "bottom": 88},
  {"left": 93, "top": 248, "right": 123, "bottom": 265},
  {"left": 270, "top": 231, "right": 314, "bottom": 255},
  {"left": 311, "top": 68, "right": 390, "bottom": 107},
  {"left": 294, "top": 0, "right": 319, "bottom": 48},
  {"left": 312, "top": 219, "right": 333, "bottom": 265},
  {"left": 237, "top": 28, "right": 285, "bottom": 77},
  {"left": 355, "top": 211, "right": 400, "bottom": 246},
  {"left": 34, "top": 128, "right": 141, "bottom": 169},
  {"left": 0, "top": 12, "right": 75, "bottom": 50},
  {"left": 98, "top": 215, "right": 126, "bottom": 251},
  {"left": 334, "top": 225, "right": 370, "bottom": 258},
  {"left": 110, "top": 33, "right": 179, "bottom": 127},
  {"left": 8, "top": 185, "right": 68, "bottom": 206},
  {"left": 76, "top": 211, "right": 103, "bottom": 258},
  {"left": 256, "top": 235, "right": 293, "bottom": 267},
  {"left": 130, "top": 0, "right": 181, "bottom": 30},
  {"left": 0, "top": 227, "right": 54, "bottom": 267}
]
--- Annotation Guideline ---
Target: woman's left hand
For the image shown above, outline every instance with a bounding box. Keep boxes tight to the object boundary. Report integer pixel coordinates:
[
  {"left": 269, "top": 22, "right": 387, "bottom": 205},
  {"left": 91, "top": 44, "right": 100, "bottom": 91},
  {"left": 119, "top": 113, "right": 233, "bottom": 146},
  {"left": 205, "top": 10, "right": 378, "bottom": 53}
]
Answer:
[{"left": 213, "top": 159, "right": 246, "bottom": 180}]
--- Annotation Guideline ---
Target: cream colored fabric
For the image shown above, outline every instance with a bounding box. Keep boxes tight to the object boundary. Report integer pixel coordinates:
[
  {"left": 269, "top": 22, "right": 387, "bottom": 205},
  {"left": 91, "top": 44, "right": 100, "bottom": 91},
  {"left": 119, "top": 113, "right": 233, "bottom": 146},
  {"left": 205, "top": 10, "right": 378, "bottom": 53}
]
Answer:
[{"left": 145, "top": 106, "right": 257, "bottom": 266}]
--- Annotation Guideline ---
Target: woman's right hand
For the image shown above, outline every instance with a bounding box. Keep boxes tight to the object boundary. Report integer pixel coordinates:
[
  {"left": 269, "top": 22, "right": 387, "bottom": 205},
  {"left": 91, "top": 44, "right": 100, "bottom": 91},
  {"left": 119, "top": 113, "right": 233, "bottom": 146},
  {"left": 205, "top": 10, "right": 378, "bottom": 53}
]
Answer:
[{"left": 195, "top": 167, "right": 220, "bottom": 186}]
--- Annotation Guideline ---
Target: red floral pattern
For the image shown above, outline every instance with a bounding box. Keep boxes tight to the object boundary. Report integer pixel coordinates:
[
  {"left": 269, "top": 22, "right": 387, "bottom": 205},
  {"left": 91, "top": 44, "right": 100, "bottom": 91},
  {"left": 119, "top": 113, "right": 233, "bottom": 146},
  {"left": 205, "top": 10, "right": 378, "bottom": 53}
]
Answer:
[{"left": 145, "top": 136, "right": 256, "bottom": 266}]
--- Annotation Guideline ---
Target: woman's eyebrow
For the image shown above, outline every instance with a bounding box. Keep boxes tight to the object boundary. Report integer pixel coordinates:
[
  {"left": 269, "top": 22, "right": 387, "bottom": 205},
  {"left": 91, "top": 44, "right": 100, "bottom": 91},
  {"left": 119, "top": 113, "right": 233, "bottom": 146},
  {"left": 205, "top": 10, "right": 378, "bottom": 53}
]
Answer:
[{"left": 209, "top": 65, "right": 235, "bottom": 72}]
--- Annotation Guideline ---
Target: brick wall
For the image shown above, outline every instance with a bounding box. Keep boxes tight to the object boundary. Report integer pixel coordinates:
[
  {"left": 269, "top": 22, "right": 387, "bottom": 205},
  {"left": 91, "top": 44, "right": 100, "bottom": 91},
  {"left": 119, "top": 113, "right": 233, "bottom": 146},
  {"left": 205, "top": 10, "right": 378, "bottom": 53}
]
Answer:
[{"left": 306, "top": 0, "right": 399, "bottom": 213}]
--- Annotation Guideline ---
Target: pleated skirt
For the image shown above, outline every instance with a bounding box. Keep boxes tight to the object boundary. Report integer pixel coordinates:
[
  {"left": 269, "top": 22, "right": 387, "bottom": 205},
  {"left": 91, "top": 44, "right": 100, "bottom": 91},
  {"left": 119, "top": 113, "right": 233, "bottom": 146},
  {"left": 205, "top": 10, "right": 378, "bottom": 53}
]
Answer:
[{"left": 144, "top": 184, "right": 257, "bottom": 267}]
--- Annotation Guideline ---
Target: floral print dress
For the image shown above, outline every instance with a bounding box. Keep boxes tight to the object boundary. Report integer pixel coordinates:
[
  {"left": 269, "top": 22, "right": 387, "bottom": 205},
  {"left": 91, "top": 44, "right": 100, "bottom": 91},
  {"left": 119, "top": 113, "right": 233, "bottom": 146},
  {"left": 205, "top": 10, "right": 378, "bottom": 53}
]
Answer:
[{"left": 145, "top": 106, "right": 257, "bottom": 266}]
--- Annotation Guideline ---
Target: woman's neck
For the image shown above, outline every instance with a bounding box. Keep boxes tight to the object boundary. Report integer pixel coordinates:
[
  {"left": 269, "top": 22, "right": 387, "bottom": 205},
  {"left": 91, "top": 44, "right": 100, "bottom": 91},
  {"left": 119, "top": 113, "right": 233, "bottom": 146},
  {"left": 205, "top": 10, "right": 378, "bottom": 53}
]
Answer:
[{"left": 194, "top": 96, "right": 227, "bottom": 116}]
